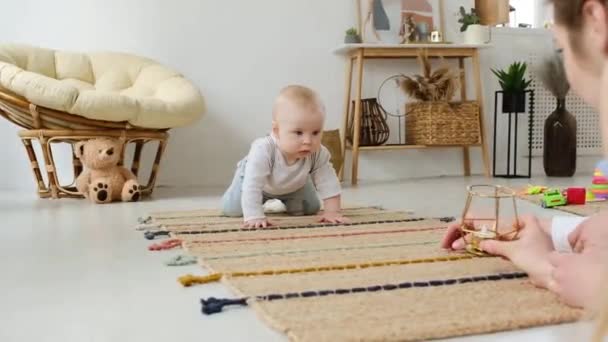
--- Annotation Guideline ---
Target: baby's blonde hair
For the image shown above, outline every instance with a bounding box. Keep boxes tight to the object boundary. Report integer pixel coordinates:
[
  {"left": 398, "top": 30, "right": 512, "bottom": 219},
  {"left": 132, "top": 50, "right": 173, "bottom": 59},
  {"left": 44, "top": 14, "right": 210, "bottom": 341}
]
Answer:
[{"left": 272, "top": 85, "right": 325, "bottom": 120}]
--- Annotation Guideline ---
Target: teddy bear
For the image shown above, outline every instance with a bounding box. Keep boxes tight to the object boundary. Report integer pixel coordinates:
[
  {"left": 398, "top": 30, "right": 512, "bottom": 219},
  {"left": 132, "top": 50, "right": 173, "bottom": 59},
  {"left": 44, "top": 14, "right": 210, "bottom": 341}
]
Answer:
[{"left": 74, "top": 138, "right": 141, "bottom": 204}]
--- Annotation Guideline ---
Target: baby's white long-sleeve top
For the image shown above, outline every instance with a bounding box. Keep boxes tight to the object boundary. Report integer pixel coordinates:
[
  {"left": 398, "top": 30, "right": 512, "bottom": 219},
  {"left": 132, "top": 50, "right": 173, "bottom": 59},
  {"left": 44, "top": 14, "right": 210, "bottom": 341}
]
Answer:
[{"left": 241, "top": 136, "right": 341, "bottom": 221}]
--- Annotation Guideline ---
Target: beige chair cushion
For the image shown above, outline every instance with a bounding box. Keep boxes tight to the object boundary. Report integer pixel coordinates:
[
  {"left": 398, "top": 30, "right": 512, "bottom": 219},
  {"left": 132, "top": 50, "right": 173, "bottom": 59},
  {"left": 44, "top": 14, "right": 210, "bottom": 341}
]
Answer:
[{"left": 0, "top": 43, "right": 205, "bottom": 129}]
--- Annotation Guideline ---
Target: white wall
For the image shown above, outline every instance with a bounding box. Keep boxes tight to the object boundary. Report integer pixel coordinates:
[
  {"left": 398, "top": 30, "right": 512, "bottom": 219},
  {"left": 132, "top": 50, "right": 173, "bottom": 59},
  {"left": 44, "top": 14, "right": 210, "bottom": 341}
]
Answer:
[
  {"left": 0, "top": 0, "right": 595, "bottom": 191},
  {"left": 508, "top": 0, "right": 554, "bottom": 28}
]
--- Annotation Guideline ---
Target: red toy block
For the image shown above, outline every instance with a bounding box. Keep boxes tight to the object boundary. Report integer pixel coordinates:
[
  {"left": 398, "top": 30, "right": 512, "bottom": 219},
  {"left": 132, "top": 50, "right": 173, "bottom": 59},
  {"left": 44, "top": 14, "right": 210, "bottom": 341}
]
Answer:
[{"left": 566, "top": 187, "right": 586, "bottom": 205}]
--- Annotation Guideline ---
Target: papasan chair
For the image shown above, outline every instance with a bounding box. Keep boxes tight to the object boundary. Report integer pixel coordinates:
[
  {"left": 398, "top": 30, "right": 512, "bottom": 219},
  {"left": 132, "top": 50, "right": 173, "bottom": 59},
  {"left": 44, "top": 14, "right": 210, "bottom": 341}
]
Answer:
[{"left": 0, "top": 43, "right": 205, "bottom": 199}]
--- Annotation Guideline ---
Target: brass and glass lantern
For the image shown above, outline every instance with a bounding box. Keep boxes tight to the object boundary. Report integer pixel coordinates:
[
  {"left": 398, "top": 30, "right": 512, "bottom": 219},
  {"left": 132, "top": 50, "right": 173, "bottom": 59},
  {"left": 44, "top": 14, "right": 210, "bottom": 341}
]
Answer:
[{"left": 460, "top": 185, "right": 522, "bottom": 256}]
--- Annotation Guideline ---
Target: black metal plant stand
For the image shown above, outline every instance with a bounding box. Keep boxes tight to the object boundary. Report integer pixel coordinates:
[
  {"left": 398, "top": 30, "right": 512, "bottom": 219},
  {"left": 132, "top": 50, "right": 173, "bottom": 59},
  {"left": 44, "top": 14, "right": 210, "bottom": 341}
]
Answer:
[{"left": 492, "top": 90, "right": 535, "bottom": 178}]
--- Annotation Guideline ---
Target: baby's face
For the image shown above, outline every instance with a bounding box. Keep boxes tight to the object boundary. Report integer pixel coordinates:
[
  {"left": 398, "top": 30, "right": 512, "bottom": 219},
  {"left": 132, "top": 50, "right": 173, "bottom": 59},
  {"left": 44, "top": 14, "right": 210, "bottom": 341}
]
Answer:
[{"left": 273, "top": 106, "right": 324, "bottom": 161}]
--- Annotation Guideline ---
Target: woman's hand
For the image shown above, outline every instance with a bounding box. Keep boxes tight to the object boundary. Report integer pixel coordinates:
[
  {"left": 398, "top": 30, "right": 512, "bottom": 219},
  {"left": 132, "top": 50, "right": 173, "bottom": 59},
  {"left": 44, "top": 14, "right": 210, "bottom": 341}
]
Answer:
[
  {"left": 479, "top": 215, "right": 554, "bottom": 287},
  {"left": 441, "top": 215, "right": 554, "bottom": 287}
]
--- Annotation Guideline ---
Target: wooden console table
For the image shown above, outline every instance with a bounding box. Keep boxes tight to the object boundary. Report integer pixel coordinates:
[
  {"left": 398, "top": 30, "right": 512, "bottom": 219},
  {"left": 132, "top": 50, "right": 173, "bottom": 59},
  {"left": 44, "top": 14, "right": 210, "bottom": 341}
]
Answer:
[{"left": 334, "top": 43, "right": 491, "bottom": 185}]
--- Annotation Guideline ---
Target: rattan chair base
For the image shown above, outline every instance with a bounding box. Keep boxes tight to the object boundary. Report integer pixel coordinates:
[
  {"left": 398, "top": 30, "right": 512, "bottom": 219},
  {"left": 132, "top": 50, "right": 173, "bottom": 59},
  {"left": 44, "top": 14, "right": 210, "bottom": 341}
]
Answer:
[{"left": 18, "top": 129, "right": 168, "bottom": 199}]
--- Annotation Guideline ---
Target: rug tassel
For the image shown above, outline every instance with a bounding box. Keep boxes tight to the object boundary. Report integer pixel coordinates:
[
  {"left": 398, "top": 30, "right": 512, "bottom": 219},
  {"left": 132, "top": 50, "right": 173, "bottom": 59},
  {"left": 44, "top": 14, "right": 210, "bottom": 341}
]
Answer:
[
  {"left": 200, "top": 297, "right": 248, "bottom": 315},
  {"left": 178, "top": 273, "right": 223, "bottom": 287},
  {"left": 165, "top": 255, "right": 197, "bottom": 266},
  {"left": 136, "top": 223, "right": 161, "bottom": 231},
  {"left": 148, "top": 239, "right": 182, "bottom": 251},
  {"left": 144, "top": 230, "right": 170, "bottom": 240},
  {"left": 138, "top": 216, "right": 152, "bottom": 224}
]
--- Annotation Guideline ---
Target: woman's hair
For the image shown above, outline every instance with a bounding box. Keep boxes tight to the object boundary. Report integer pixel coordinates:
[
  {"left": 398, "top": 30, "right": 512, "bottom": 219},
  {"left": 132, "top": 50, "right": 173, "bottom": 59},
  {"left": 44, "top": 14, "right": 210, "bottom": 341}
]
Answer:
[
  {"left": 548, "top": 0, "right": 608, "bottom": 30},
  {"left": 547, "top": 0, "right": 608, "bottom": 50},
  {"left": 548, "top": 0, "right": 585, "bottom": 30}
]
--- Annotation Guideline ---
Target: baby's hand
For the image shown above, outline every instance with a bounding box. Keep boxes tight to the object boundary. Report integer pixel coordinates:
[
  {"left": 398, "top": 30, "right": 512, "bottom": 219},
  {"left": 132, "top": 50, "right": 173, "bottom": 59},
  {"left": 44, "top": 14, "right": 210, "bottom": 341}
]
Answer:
[
  {"left": 243, "top": 218, "right": 273, "bottom": 228},
  {"left": 319, "top": 212, "right": 350, "bottom": 224}
]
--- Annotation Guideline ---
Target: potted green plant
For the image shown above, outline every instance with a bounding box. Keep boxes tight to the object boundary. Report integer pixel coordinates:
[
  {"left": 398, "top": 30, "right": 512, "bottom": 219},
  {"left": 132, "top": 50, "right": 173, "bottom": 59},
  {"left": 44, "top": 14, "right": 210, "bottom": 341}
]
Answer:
[
  {"left": 491, "top": 62, "right": 532, "bottom": 113},
  {"left": 458, "top": 7, "right": 480, "bottom": 32},
  {"left": 458, "top": 7, "right": 489, "bottom": 44},
  {"left": 344, "top": 27, "right": 362, "bottom": 44}
]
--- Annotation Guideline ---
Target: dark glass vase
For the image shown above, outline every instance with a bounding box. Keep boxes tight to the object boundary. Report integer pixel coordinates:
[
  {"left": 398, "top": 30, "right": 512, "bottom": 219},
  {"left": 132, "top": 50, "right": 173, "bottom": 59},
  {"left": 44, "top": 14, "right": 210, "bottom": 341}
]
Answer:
[
  {"left": 543, "top": 98, "right": 577, "bottom": 177},
  {"left": 502, "top": 91, "right": 526, "bottom": 113}
]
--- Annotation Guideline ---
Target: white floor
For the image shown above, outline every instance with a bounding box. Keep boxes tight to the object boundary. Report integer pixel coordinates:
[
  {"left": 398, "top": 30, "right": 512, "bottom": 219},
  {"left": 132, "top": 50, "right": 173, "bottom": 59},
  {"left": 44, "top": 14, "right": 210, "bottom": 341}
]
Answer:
[{"left": 0, "top": 176, "right": 596, "bottom": 342}]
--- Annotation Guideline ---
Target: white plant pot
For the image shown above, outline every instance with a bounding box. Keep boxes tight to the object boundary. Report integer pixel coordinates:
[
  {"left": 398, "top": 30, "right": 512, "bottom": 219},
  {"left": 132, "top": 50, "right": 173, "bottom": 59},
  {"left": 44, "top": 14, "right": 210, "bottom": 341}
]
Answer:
[{"left": 464, "top": 24, "right": 490, "bottom": 44}]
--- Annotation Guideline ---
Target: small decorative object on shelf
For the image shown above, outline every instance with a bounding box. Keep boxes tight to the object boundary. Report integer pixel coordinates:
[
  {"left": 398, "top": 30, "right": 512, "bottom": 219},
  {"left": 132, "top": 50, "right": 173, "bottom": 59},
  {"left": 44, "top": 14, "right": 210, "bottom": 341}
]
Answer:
[
  {"left": 416, "top": 22, "right": 430, "bottom": 42},
  {"left": 458, "top": 6, "right": 489, "bottom": 44},
  {"left": 430, "top": 30, "right": 443, "bottom": 43},
  {"left": 344, "top": 27, "right": 362, "bottom": 44},
  {"left": 346, "top": 98, "right": 390, "bottom": 146},
  {"left": 536, "top": 53, "right": 576, "bottom": 177},
  {"left": 400, "top": 15, "right": 417, "bottom": 44},
  {"left": 458, "top": 6, "right": 480, "bottom": 32},
  {"left": 459, "top": 185, "right": 522, "bottom": 256},
  {"left": 400, "top": 49, "right": 480, "bottom": 146}
]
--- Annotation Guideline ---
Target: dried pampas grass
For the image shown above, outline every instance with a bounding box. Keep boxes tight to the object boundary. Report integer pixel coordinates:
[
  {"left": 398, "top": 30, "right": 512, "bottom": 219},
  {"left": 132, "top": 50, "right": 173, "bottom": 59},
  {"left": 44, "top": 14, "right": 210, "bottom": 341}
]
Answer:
[
  {"left": 399, "top": 49, "right": 460, "bottom": 102},
  {"left": 536, "top": 52, "right": 570, "bottom": 99}
]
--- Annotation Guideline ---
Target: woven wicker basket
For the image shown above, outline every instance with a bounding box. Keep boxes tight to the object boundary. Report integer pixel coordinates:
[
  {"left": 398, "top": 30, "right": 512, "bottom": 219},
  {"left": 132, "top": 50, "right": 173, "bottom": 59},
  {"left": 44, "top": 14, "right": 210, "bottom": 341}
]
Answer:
[{"left": 405, "top": 101, "right": 481, "bottom": 145}]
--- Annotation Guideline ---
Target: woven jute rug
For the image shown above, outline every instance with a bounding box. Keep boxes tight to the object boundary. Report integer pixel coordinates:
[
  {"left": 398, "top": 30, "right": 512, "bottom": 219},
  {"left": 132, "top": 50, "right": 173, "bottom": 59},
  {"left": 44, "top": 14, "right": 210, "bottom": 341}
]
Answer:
[
  {"left": 518, "top": 192, "right": 608, "bottom": 217},
  {"left": 142, "top": 207, "right": 583, "bottom": 341}
]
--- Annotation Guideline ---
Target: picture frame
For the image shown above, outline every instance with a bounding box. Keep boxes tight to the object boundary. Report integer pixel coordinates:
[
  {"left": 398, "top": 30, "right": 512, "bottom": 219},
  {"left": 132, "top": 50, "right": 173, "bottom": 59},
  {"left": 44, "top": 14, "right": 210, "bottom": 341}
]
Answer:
[{"left": 356, "top": 0, "right": 446, "bottom": 44}]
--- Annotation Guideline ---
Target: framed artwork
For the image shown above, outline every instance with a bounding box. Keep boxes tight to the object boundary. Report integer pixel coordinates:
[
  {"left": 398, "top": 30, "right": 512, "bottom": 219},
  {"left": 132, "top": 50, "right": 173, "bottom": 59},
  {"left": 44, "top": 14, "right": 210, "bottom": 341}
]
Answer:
[{"left": 356, "top": 0, "right": 445, "bottom": 44}]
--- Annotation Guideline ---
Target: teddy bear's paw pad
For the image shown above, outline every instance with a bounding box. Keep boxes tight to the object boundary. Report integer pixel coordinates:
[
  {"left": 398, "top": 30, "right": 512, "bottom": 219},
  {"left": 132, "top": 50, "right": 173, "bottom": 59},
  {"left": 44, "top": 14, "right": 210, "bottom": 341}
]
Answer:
[
  {"left": 127, "top": 184, "right": 141, "bottom": 202},
  {"left": 92, "top": 183, "right": 109, "bottom": 202}
]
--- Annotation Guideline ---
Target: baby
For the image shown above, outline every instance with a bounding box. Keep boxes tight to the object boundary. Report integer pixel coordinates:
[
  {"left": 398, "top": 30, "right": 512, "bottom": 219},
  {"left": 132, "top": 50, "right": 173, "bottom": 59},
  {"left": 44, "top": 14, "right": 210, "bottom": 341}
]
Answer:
[{"left": 222, "top": 85, "right": 349, "bottom": 228}]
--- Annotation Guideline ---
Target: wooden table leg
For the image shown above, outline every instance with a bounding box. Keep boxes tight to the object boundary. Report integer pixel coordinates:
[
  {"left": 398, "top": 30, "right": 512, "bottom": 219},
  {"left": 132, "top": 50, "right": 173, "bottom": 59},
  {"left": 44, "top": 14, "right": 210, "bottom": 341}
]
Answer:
[
  {"left": 472, "top": 50, "right": 491, "bottom": 177},
  {"left": 459, "top": 57, "right": 471, "bottom": 176},
  {"left": 463, "top": 147, "right": 471, "bottom": 176},
  {"left": 351, "top": 49, "right": 365, "bottom": 185},
  {"left": 339, "top": 56, "right": 354, "bottom": 181}
]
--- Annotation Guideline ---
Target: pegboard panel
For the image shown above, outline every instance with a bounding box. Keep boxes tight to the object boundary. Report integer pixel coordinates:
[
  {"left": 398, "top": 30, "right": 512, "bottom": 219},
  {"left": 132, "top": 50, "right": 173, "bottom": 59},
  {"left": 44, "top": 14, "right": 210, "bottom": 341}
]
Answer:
[{"left": 527, "top": 53, "right": 601, "bottom": 154}]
